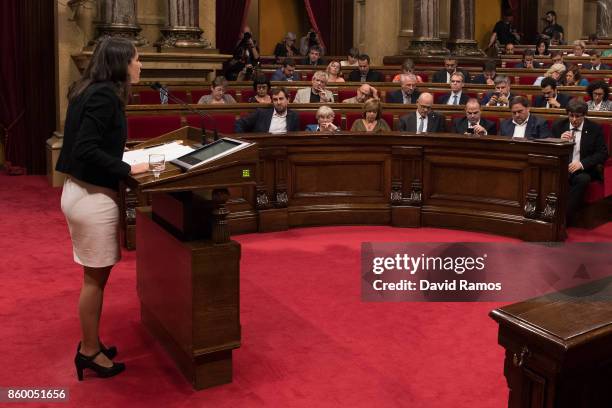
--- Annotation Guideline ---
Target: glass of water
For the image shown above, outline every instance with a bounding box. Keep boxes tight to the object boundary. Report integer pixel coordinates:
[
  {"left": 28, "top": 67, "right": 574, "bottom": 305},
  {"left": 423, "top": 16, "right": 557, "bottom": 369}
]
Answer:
[{"left": 149, "top": 154, "right": 165, "bottom": 179}]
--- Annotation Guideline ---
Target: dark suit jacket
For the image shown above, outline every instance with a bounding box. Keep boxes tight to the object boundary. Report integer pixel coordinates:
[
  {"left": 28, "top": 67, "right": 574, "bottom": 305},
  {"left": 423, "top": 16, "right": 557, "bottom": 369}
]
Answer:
[
  {"left": 399, "top": 112, "right": 446, "bottom": 133},
  {"left": 386, "top": 89, "right": 420, "bottom": 104},
  {"left": 471, "top": 74, "right": 492, "bottom": 84},
  {"left": 56, "top": 81, "right": 131, "bottom": 191},
  {"left": 583, "top": 63, "right": 611, "bottom": 70},
  {"left": 347, "top": 69, "right": 384, "bottom": 82},
  {"left": 499, "top": 115, "right": 551, "bottom": 139},
  {"left": 551, "top": 118, "right": 608, "bottom": 179},
  {"left": 533, "top": 92, "right": 572, "bottom": 109},
  {"left": 235, "top": 108, "right": 300, "bottom": 133},
  {"left": 301, "top": 57, "right": 324, "bottom": 66},
  {"left": 431, "top": 69, "right": 471, "bottom": 83},
  {"left": 450, "top": 117, "right": 497, "bottom": 135},
  {"left": 437, "top": 92, "right": 469, "bottom": 105}
]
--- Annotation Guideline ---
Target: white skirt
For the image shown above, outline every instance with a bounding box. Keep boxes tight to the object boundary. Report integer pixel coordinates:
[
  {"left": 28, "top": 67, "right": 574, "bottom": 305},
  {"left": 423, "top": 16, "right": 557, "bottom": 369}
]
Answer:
[{"left": 60, "top": 177, "right": 121, "bottom": 268}]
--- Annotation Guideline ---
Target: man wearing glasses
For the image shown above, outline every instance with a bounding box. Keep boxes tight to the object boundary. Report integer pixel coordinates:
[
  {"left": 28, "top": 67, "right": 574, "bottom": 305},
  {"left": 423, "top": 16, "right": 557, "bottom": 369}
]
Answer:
[
  {"left": 399, "top": 93, "right": 446, "bottom": 133},
  {"left": 551, "top": 99, "right": 608, "bottom": 222}
]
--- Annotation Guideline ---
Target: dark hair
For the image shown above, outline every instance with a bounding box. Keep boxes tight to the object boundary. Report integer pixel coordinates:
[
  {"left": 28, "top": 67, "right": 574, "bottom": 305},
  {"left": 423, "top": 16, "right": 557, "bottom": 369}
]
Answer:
[
  {"left": 541, "top": 76, "right": 558, "bottom": 89},
  {"left": 563, "top": 64, "right": 583, "bottom": 85},
  {"left": 309, "top": 45, "right": 322, "bottom": 54},
  {"left": 545, "top": 10, "right": 557, "bottom": 18},
  {"left": 348, "top": 48, "right": 360, "bottom": 58},
  {"left": 550, "top": 50, "right": 563, "bottom": 58},
  {"left": 68, "top": 37, "right": 136, "bottom": 103},
  {"left": 589, "top": 49, "right": 602, "bottom": 58},
  {"left": 358, "top": 54, "right": 371, "bottom": 64},
  {"left": 535, "top": 39, "right": 549, "bottom": 55},
  {"left": 503, "top": 9, "right": 513, "bottom": 17},
  {"left": 523, "top": 49, "right": 535, "bottom": 58},
  {"left": 252, "top": 74, "right": 270, "bottom": 91},
  {"left": 283, "top": 58, "right": 296, "bottom": 67},
  {"left": 271, "top": 86, "right": 289, "bottom": 98},
  {"left": 510, "top": 95, "right": 530, "bottom": 108},
  {"left": 565, "top": 99, "right": 588, "bottom": 115},
  {"left": 483, "top": 60, "right": 497, "bottom": 72},
  {"left": 587, "top": 80, "right": 610, "bottom": 100}
]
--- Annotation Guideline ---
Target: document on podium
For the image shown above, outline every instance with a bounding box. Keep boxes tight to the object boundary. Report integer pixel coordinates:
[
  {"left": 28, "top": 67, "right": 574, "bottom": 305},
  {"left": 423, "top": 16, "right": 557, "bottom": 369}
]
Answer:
[{"left": 122, "top": 141, "right": 195, "bottom": 165}]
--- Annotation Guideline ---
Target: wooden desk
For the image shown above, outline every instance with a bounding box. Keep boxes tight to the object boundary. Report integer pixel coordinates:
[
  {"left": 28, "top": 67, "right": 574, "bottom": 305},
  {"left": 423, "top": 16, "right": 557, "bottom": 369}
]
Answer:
[{"left": 490, "top": 277, "right": 612, "bottom": 407}]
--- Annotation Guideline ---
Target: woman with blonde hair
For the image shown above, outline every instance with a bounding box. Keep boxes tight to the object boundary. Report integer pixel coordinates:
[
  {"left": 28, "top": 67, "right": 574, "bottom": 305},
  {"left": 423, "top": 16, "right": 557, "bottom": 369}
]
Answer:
[
  {"left": 326, "top": 60, "right": 345, "bottom": 83},
  {"left": 350, "top": 99, "right": 391, "bottom": 132},
  {"left": 533, "top": 63, "right": 566, "bottom": 86}
]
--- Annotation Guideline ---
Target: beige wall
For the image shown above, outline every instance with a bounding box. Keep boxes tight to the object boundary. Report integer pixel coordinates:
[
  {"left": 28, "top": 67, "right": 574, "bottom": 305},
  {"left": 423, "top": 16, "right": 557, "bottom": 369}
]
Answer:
[
  {"left": 354, "top": 0, "right": 400, "bottom": 64},
  {"left": 258, "top": 0, "right": 305, "bottom": 55},
  {"left": 474, "top": 0, "right": 501, "bottom": 49}
]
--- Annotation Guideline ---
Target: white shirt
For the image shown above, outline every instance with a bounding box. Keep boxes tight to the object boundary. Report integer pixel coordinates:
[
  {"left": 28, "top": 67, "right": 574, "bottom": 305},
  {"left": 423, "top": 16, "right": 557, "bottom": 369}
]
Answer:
[
  {"left": 446, "top": 72, "right": 451, "bottom": 84},
  {"left": 402, "top": 92, "right": 413, "bottom": 104},
  {"left": 269, "top": 110, "right": 288, "bottom": 134},
  {"left": 416, "top": 113, "right": 428, "bottom": 134},
  {"left": 512, "top": 115, "right": 529, "bottom": 138},
  {"left": 569, "top": 121, "right": 583, "bottom": 164},
  {"left": 447, "top": 92, "right": 462, "bottom": 105}
]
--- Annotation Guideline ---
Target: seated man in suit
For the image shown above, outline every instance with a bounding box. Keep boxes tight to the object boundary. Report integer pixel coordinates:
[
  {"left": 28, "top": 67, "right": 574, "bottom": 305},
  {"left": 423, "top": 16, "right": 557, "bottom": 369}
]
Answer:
[
  {"left": 305, "top": 105, "right": 339, "bottom": 132},
  {"left": 399, "top": 92, "right": 446, "bottom": 134},
  {"left": 516, "top": 50, "right": 543, "bottom": 69},
  {"left": 481, "top": 76, "right": 514, "bottom": 107},
  {"left": 342, "top": 83, "right": 378, "bottom": 104},
  {"left": 437, "top": 72, "right": 469, "bottom": 105},
  {"left": 551, "top": 99, "right": 608, "bottom": 221},
  {"left": 432, "top": 56, "right": 471, "bottom": 83},
  {"left": 533, "top": 77, "right": 570, "bottom": 109},
  {"left": 584, "top": 50, "right": 611, "bottom": 70},
  {"left": 472, "top": 60, "right": 498, "bottom": 85},
  {"left": 348, "top": 54, "right": 384, "bottom": 82},
  {"left": 235, "top": 87, "right": 299, "bottom": 133},
  {"left": 500, "top": 96, "right": 551, "bottom": 139},
  {"left": 302, "top": 45, "right": 324, "bottom": 66},
  {"left": 293, "top": 71, "right": 334, "bottom": 103},
  {"left": 270, "top": 59, "right": 300, "bottom": 81},
  {"left": 386, "top": 74, "right": 420, "bottom": 104},
  {"left": 450, "top": 98, "right": 497, "bottom": 136}
]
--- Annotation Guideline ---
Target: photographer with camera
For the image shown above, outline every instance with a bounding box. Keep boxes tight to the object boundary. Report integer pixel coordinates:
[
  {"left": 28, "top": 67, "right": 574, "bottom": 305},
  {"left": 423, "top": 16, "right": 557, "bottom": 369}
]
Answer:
[
  {"left": 226, "top": 28, "right": 260, "bottom": 81},
  {"left": 300, "top": 29, "right": 325, "bottom": 56}
]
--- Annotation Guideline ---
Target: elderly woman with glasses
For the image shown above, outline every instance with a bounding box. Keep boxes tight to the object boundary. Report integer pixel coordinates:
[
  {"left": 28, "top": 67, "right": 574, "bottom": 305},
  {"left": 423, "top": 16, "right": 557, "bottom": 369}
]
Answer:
[
  {"left": 306, "top": 105, "right": 340, "bottom": 132},
  {"left": 533, "top": 63, "right": 566, "bottom": 86},
  {"left": 350, "top": 99, "right": 391, "bottom": 132}
]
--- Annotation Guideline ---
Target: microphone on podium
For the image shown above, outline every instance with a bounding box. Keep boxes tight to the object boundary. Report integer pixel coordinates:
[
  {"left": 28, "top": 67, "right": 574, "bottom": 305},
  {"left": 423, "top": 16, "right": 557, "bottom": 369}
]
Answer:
[{"left": 149, "top": 82, "right": 218, "bottom": 144}]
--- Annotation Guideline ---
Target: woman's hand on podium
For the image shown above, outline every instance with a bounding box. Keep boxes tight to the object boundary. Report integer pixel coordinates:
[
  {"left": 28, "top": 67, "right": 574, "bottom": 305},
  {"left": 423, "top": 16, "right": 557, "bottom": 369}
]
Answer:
[{"left": 130, "top": 162, "right": 149, "bottom": 175}]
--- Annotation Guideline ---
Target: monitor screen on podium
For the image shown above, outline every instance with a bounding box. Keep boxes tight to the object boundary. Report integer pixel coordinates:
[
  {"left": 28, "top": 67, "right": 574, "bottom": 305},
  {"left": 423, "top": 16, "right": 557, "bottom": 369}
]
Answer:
[{"left": 171, "top": 138, "right": 251, "bottom": 171}]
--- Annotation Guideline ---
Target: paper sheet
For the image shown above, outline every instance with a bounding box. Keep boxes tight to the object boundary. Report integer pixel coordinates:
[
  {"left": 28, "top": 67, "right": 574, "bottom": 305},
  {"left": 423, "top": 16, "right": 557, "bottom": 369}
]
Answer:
[{"left": 122, "top": 141, "right": 195, "bottom": 165}]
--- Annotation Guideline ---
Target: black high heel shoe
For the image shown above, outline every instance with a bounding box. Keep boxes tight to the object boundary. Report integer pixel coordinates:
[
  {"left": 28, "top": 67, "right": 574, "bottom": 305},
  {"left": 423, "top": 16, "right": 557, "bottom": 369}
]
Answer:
[
  {"left": 74, "top": 350, "right": 125, "bottom": 381},
  {"left": 77, "top": 341, "right": 117, "bottom": 359}
]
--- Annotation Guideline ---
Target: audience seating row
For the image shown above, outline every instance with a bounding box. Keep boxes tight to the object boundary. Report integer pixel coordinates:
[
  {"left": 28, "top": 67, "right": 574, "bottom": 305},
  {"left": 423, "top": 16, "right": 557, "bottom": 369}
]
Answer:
[{"left": 125, "top": 103, "right": 611, "bottom": 206}]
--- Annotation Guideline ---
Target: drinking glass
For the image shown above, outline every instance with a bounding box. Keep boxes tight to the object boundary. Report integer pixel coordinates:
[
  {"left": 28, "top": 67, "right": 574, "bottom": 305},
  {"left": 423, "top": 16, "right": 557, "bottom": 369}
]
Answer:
[{"left": 149, "top": 154, "right": 165, "bottom": 179}]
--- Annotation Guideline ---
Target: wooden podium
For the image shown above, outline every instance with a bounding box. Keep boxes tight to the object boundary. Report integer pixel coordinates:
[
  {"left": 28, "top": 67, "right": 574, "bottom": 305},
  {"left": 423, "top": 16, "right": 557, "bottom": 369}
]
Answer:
[
  {"left": 490, "top": 277, "right": 612, "bottom": 407},
  {"left": 124, "top": 127, "right": 257, "bottom": 389}
]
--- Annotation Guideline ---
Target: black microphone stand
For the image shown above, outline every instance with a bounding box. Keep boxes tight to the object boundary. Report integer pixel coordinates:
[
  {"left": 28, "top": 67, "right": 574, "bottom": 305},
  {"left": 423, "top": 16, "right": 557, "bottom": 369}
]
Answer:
[{"left": 150, "top": 83, "right": 218, "bottom": 144}]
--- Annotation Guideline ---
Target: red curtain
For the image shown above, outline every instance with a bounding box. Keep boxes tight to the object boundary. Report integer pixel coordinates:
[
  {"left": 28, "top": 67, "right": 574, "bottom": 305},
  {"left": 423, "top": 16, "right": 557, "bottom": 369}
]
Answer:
[
  {"left": 0, "top": 1, "right": 26, "bottom": 174},
  {"left": 0, "top": 0, "right": 55, "bottom": 175},
  {"left": 303, "top": 0, "right": 331, "bottom": 51},
  {"left": 216, "top": 0, "right": 251, "bottom": 54}
]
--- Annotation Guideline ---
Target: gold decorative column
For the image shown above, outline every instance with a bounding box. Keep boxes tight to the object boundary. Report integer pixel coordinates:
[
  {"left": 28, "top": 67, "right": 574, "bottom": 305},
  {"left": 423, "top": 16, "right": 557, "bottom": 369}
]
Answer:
[
  {"left": 403, "top": 0, "right": 449, "bottom": 55},
  {"left": 447, "top": 0, "right": 484, "bottom": 56},
  {"left": 92, "top": 0, "right": 147, "bottom": 46},
  {"left": 157, "top": 0, "right": 210, "bottom": 48}
]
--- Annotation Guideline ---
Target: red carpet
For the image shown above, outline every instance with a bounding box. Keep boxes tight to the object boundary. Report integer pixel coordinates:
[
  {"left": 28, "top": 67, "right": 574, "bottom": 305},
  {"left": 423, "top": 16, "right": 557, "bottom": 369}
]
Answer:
[{"left": 1, "top": 174, "right": 611, "bottom": 407}]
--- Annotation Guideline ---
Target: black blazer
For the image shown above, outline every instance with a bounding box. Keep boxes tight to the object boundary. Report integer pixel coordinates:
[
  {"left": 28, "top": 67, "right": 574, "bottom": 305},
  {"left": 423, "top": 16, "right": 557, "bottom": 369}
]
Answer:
[
  {"left": 436, "top": 92, "right": 469, "bottom": 105},
  {"left": 533, "top": 92, "right": 572, "bottom": 109},
  {"left": 583, "top": 63, "right": 611, "bottom": 70},
  {"left": 551, "top": 118, "right": 608, "bottom": 180},
  {"left": 431, "top": 69, "right": 471, "bottom": 83},
  {"left": 55, "top": 82, "right": 131, "bottom": 191},
  {"left": 347, "top": 69, "right": 384, "bottom": 82},
  {"left": 235, "top": 108, "right": 300, "bottom": 133},
  {"left": 499, "top": 115, "right": 551, "bottom": 139},
  {"left": 450, "top": 117, "right": 497, "bottom": 135},
  {"left": 386, "top": 89, "right": 420, "bottom": 104},
  {"left": 399, "top": 112, "right": 446, "bottom": 133}
]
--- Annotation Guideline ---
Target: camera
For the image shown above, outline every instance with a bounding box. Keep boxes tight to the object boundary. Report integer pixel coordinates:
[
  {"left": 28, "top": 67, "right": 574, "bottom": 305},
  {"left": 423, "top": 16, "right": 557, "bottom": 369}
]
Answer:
[
  {"left": 466, "top": 127, "right": 475, "bottom": 134},
  {"left": 309, "top": 31, "right": 317, "bottom": 40},
  {"left": 243, "top": 31, "right": 252, "bottom": 41}
]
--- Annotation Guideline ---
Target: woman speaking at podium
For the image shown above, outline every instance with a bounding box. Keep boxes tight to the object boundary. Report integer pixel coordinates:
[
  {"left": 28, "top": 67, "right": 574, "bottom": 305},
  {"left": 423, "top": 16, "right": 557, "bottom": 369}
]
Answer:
[{"left": 55, "top": 37, "right": 149, "bottom": 380}]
